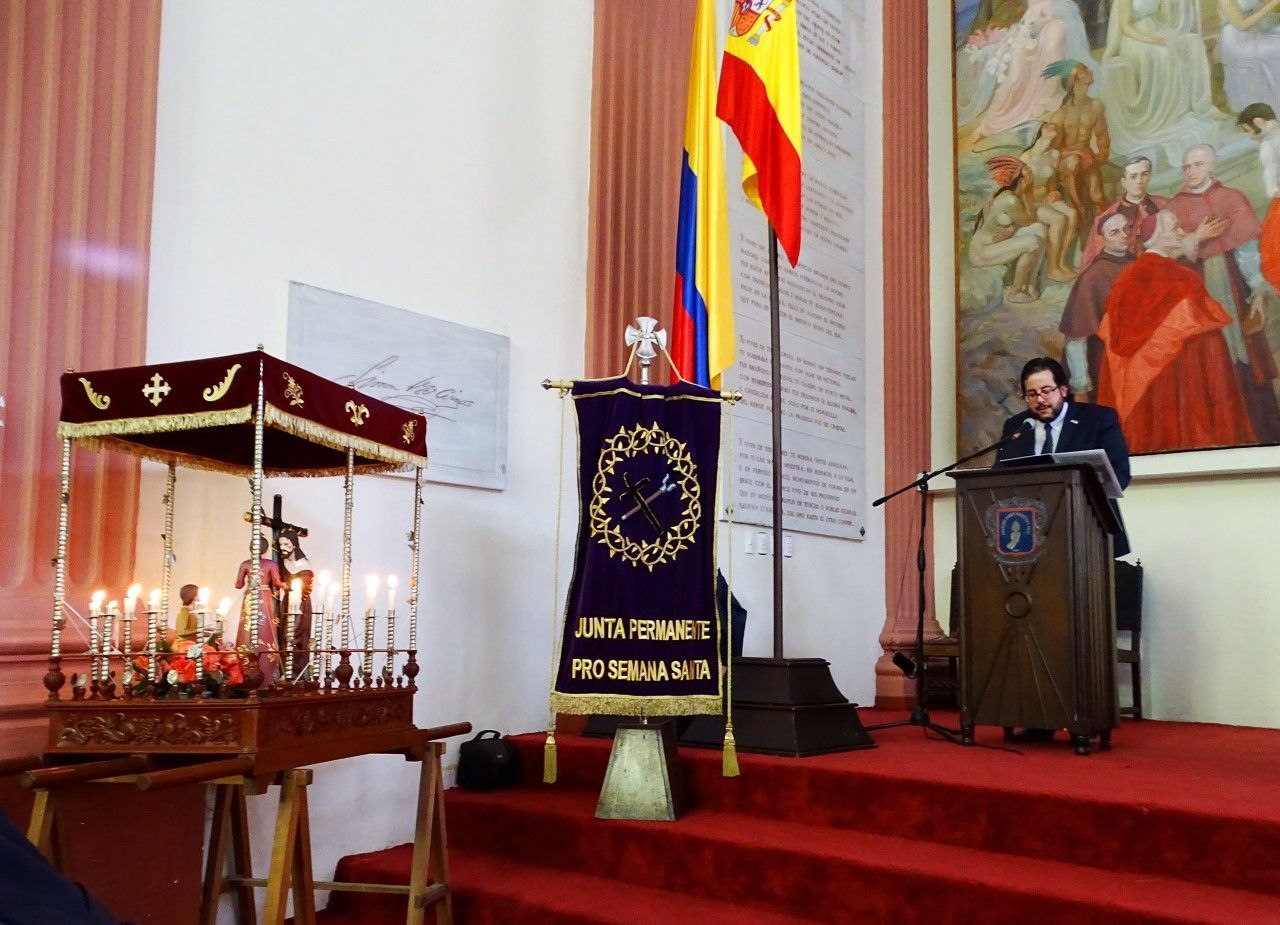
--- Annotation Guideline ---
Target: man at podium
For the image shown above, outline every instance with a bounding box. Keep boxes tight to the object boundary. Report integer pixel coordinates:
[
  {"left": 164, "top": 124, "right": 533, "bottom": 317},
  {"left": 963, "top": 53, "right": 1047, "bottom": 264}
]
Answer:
[{"left": 995, "top": 357, "right": 1131, "bottom": 557}]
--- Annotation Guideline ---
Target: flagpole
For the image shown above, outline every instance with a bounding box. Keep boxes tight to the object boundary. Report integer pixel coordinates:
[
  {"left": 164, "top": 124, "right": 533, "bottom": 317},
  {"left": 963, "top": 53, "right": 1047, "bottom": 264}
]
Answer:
[{"left": 767, "top": 225, "right": 785, "bottom": 660}]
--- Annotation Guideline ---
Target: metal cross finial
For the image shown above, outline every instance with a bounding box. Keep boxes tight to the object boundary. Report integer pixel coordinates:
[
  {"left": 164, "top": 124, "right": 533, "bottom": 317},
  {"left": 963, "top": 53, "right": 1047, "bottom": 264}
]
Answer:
[{"left": 624, "top": 317, "right": 667, "bottom": 385}]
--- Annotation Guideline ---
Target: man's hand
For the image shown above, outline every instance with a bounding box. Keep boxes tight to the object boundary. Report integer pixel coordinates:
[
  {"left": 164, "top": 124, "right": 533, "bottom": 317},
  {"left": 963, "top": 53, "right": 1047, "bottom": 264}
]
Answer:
[
  {"left": 1194, "top": 215, "right": 1228, "bottom": 241},
  {"left": 1243, "top": 293, "right": 1267, "bottom": 336}
]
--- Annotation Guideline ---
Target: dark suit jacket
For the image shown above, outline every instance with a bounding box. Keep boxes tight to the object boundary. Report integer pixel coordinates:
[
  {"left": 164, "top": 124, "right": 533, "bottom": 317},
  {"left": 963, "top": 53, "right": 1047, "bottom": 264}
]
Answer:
[{"left": 995, "top": 401, "right": 1132, "bottom": 557}]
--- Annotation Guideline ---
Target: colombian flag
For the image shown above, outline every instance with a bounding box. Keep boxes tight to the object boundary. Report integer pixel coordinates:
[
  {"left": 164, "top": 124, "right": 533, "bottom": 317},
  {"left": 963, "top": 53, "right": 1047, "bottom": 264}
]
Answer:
[
  {"left": 717, "top": 0, "right": 803, "bottom": 267},
  {"left": 672, "top": 0, "right": 735, "bottom": 388}
]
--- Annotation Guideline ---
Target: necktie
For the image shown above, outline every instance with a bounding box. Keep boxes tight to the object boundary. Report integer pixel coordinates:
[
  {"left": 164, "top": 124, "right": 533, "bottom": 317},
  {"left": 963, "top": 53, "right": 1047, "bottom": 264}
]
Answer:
[{"left": 1043, "top": 422, "right": 1055, "bottom": 455}]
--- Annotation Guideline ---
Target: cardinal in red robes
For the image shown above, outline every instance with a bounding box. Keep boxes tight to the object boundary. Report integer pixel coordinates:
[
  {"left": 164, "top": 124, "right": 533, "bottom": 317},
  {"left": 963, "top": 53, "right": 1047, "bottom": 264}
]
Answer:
[{"left": 1098, "top": 212, "right": 1255, "bottom": 454}]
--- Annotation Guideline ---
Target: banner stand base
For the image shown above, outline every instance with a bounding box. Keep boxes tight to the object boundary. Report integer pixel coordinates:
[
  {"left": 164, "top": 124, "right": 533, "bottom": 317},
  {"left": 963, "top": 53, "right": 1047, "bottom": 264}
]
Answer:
[
  {"left": 595, "top": 720, "right": 687, "bottom": 821},
  {"left": 679, "top": 657, "right": 877, "bottom": 757}
]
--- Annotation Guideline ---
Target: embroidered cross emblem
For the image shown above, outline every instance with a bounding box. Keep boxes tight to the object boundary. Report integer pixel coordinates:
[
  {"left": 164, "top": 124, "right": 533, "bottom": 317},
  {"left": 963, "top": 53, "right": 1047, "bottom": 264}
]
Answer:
[{"left": 142, "top": 373, "right": 171, "bottom": 407}]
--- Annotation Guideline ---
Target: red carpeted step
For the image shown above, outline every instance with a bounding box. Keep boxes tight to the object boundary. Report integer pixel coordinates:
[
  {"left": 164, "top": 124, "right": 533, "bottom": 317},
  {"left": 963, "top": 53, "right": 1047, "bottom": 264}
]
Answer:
[
  {"left": 508, "top": 726, "right": 1280, "bottom": 898},
  {"left": 434, "top": 785, "right": 1280, "bottom": 925},
  {"left": 318, "top": 849, "right": 811, "bottom": 924}
]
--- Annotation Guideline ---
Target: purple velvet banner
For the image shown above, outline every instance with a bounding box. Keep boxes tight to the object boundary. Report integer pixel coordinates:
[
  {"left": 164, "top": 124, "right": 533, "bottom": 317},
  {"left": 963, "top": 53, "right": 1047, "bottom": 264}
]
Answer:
[{"left": 551, "top": 377, "right": 723, "bottom": 716}]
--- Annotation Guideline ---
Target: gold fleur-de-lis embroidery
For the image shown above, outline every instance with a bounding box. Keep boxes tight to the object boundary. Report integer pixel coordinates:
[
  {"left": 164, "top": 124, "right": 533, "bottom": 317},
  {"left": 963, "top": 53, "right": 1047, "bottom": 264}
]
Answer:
[
  {"left": 142, "top": 373, "right": 171, "bottom": 407},
  {"left": 78, "top": 377, "right": 111, "bottom": 411},
  {"left": 402, "top": 419, "right": 417, "bottom": 445},
  {"left": 202, "top": 364, "right": 242, "bottom": 402},
  {"left": 283, "top": 372, "right": 305, "bottom": 407},
  {"left": 345, "top": 400, "right": 370, "bottom": 427}
]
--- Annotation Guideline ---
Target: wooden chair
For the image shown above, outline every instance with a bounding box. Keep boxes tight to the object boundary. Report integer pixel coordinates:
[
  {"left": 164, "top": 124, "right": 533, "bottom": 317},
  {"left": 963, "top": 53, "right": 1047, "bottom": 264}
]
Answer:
[
  {"left": 921, "top": 567, "right": 962, "bottom": 707},
  {"left": 1115, "top": 559, "right": 1144, "bottom": 720}
]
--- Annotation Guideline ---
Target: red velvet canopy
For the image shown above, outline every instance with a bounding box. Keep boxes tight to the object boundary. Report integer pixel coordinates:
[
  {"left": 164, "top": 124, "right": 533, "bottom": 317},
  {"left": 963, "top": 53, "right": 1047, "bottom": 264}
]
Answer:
[{"left": 58, "top": 350, "right": 428, "bottom": 476}]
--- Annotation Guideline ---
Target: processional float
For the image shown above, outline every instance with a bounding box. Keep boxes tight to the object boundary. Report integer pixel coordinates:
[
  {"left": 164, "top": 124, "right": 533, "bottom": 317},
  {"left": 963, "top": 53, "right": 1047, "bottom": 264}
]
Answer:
[{"left": 6, "top": 347, "right": 465, "bottom": 925}]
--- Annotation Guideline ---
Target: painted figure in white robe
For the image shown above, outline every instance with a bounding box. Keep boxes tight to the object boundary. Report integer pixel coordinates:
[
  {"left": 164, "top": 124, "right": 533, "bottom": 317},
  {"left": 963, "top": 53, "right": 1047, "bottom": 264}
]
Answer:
[
  {"left": 1219, "top": 0, "right": 1280, "bottom": 114},
  {"left": 1099, "top": 0, "right": 1227, "bottom": 167}
]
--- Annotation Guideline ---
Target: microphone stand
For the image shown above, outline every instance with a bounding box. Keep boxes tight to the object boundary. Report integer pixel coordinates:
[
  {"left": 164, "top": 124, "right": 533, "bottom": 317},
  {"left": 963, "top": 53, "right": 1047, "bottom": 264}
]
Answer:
[{"left": 867, "top": 428, "right": 1029, "bottom": 741}]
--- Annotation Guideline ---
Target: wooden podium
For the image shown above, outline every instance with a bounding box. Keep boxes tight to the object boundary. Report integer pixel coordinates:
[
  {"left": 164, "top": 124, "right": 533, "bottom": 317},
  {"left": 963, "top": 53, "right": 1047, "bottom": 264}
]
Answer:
[{"left": 950, "top": 462, "right": 1120, "bottom": 755}]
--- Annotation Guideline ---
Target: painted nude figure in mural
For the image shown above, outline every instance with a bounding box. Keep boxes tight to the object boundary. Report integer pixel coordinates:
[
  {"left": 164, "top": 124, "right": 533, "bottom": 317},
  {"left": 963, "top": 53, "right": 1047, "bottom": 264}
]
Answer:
[
  {"left": 1020, "top": 122, "right": 1079, "bottom": 281},
  {"left": 1098, "top": 211, "right": 1255, "bottom": 453},
  {"left": 969, "top": 157, "right": 1047, "bottom": 303},
  {"left": 1043, "top": 59, "right": 1109, "bottom": 248},
  {"left": 1166, "top": 144, "right": 1280, "bottom": 443}
]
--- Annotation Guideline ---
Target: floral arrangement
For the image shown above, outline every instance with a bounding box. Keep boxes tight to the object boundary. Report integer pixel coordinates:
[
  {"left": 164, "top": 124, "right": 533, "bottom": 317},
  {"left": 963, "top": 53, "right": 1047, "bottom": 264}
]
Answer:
[{"left": 124, "top": 628, "right": 250, "bottom": 698}]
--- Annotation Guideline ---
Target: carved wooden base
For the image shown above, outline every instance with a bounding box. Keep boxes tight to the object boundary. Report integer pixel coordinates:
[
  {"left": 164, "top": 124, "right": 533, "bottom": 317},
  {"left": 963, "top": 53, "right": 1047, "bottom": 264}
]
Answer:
[{"left": 44, "top": 688, "right": 417, "bottom": 774}]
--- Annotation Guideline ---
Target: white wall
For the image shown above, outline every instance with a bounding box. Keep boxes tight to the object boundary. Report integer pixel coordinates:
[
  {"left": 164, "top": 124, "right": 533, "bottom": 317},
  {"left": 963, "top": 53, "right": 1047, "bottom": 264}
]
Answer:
[
  {"left": 927, "top": 0, "right": 1280, "bottom": 728},
  {"left": 139, "top": 3, "right": 888, "bottom": 912},
  {"left": 142, "top": 1, "right": 593, "bottom": 906}
]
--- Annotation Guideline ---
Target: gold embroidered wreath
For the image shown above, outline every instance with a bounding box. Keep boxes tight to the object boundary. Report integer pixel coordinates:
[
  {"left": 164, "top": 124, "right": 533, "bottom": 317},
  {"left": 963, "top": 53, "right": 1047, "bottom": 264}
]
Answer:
[{"left": 588, "top": 422, "right": 701, "bottom": 570}]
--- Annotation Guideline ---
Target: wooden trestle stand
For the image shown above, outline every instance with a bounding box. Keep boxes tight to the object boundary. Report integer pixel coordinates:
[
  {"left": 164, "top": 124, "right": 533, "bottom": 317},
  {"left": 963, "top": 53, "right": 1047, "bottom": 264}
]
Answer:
[
  {"left": 950, "top": 461, "right": 1121, "bottom": 755},
  {"left": 9, "top": 720, "right": 469, "bottom": 925}
]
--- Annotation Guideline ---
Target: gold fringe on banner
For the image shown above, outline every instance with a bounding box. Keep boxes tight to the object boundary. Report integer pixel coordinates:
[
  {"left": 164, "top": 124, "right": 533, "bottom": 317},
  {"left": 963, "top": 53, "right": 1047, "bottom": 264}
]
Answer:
[
  {"left": 549, "top": 693, "right": 723, "bottom": 716},
  {"left": 543, "top": 729, "right": 558, "bottom": 784},
  {"left": 722, "top": 720, "right": 740, "bottom": 778}
]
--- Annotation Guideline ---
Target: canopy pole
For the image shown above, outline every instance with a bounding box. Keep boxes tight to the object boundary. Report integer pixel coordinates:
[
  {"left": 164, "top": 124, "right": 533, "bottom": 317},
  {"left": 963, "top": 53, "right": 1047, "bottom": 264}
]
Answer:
[
  {"left": 161, "top": 461, "right": 176, "bottom": 621},
  {"left": 405, "top": 466, "right": 423, "bottom": 690},
  {"left": 45, "top": 436, "right": 72, "bottom": 700},
  {"left": 337, "top": 447, "right": 355, "bottom": 690},
  {"left": 245, "top": 353, "right": 267, "bottom": 691}
]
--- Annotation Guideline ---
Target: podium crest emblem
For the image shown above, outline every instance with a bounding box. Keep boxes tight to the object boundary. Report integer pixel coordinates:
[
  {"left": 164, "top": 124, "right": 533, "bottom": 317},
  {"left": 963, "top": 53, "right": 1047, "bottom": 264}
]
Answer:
[{"left": 984, "top": 497, "right": 1049, "bottom": 566}]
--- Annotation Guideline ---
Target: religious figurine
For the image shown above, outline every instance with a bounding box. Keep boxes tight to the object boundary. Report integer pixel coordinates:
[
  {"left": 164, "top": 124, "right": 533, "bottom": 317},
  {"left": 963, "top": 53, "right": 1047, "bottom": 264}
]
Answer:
[
  {"left": 278, "top": 529, "right": 314, "bottom": 679},
  {"left": 236, "top": 533, "right": 285, "bottom": 685},
  {"left": 175, "top": 583, "right": 199, "bottom": 640}
]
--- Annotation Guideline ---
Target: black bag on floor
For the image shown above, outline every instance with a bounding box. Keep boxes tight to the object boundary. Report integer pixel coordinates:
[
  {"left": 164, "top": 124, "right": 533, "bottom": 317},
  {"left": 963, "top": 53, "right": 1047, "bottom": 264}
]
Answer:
[{"left": 456, "top": 730, "right": 521, "bottom": 791}]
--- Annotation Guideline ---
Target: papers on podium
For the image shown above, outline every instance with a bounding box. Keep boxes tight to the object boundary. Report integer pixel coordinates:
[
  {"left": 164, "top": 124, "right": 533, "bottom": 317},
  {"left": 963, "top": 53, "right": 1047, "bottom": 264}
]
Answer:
[
  {"left": 994, "top": 449, "right": 1124, "bottom": 499},
  {"left": 1048, "top": 449, "right": 1124, "bottom": 499}
]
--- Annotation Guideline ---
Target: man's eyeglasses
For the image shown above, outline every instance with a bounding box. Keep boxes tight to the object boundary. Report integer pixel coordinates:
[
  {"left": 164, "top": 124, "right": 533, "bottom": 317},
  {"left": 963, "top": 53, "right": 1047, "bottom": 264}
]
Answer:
[{"left": 1022, "top": 385, "right": 1064, "bottom": 401}]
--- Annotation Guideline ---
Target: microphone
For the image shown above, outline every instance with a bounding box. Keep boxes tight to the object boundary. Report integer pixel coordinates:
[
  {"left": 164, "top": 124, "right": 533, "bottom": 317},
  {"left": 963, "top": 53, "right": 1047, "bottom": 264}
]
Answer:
[
  {"left": 1007, "top": 418, "right": 1036, "bottom": 442},
  {"left": 996, "top": 419, "right": 1037, "bottom": 458}
]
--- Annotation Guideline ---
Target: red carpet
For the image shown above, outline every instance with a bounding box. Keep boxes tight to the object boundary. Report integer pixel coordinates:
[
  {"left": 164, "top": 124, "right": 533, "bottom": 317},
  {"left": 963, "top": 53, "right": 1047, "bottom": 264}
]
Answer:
[{"left": 317, "top": 711, "right": 1280, "bottom": 923}]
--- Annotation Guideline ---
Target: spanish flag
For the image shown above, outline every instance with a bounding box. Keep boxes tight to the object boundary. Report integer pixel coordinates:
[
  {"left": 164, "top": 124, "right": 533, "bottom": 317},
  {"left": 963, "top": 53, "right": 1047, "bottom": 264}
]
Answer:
[
  {"left": 717, "top": 0, "right": 803, "bottom": 267},
  {"left": 672, "top": 0, "right": 735, "bottom": 388}
]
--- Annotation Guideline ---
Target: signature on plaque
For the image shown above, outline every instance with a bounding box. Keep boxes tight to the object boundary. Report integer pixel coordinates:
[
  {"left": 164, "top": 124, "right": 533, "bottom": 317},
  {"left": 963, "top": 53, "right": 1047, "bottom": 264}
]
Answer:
[{"left": 338, "top": 356, "right": 475, "bottom": 423}]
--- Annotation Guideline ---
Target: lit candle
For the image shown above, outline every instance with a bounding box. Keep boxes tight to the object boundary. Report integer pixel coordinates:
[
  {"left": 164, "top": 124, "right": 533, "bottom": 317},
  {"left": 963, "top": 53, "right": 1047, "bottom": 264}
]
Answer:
[
  {"left": 90, "top": 590, "right": 105, "bottom": 619},
  {"left": 386, "top": 575, "right": 398, "bottom": 612},
  {"left": 125, "top": 584, "right": 141, "bottom": 617},
  {"left": 148, "top": 589, "right": 161, "bottom": 609}
]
